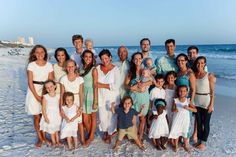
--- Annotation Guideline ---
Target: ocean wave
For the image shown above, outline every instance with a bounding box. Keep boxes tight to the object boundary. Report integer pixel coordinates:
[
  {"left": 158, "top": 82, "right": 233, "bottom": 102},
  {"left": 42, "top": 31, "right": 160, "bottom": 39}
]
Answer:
[
  {"left": 215, "top": 74, "right": 236, "bottom": 81},
  {"left": 201, "top": 53, "right": 236, "bottom": 60},
  {"left": 213, "top": 48, "right": 236, "bottom": 52}
]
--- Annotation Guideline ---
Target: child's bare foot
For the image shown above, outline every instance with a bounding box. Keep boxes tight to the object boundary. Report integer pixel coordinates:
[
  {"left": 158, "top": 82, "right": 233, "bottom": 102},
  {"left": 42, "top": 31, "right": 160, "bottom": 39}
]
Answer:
[
  {"left": 173, "top": 145, "right": 178, "bottom": 152},
  {"left": 35, "top": 140, "right": 43, "bottom": 148},
  {"left": 160, "top": 144, "right": 166, "bottom": 150},
  {"left": 105, "top": 136, "right": 112, "bottom": 144},
  {"left": 196, "top": 143, "right": 205, "bottom": 150},
  {"left": 156, "top": 144, "right": 162, "bottom": 150},
  {"left": 102, "top": 133, "right": 108, "bottom": 141},
  {"left": 139, "top": 145, "right": 146, "bottom": 151},
  {"left": 193, "top": 141, "right": 200, "bottom": 147},
  {"left": 84, "top": 139, "right": 92, "bottom": 148},
  {"left": 183, "top": 145, "right": 191, "bottom": 153},
  {"left": 113, "top": 145, "right": 120, "bottom": 152}
]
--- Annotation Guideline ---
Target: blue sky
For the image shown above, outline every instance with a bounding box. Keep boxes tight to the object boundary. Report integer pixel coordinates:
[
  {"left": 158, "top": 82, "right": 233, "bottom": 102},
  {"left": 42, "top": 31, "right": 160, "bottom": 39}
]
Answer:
[{"left": 1, "top": 0, "right": 236, "bottom": 47}]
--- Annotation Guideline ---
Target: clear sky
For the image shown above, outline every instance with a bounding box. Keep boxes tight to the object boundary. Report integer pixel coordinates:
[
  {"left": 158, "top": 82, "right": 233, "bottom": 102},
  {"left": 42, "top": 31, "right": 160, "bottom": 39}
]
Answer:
[{"left": 1, "top": 0, "right": 236, "bottom": 47}]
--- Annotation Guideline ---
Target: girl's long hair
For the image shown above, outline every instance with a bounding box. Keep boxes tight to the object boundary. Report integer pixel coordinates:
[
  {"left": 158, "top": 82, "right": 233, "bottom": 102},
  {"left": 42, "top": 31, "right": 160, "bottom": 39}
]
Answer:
[
  {"left": 28, "top": 45, "right": 48, "bottom": 64},
  {"left": 129, "top": 52, "right": 143, "bottom": 80},
  {"left": 191, "top": 56, "right": 207, "bottom": 73},
  {"left": 80, "top": 50, "right": 96, "bottom": 77},
  {"left": 42, "top": 80, "right": 56, "bottom": 96}
]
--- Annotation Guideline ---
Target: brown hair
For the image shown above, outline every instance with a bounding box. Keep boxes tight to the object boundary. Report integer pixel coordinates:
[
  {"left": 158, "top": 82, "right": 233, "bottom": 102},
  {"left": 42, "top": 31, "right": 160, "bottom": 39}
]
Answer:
[
  {"left": 42, "top": 80, "right": 56, "bottom": 95},
  {"left": 121, "top": 95, "right": 133, "bottom": 107},
  {"left": 63, "top": 92, "right": 74, "bottom": 106},
  {"left": 28, "top": 45, "right": 48, "bottom": 64},
  {"left": 64, "top": 59, "right": 78, "bottom": 74}
]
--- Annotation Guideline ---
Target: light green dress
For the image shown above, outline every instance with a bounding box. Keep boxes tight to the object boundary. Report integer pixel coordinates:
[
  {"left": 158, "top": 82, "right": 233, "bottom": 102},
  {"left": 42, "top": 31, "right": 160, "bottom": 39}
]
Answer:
[
  {"left": 129, "top": 75, "right": 150, "bottom": 116},
  {"left": 81, "top": 67, "right": 97, "bottom": 114}
]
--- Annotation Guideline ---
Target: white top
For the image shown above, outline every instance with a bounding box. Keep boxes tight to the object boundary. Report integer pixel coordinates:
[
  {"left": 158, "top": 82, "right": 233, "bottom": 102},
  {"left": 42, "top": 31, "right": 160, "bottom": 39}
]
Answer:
[
  {"left": 150, "top": 87, "right": 166, "bottom": 101},
  {"left": 97, "top": 65, "right": 120, "bottom": 107},
  {"left": 70, "top": 50, "right": 84, "bottom": 69},
  {"left": 27, "top": 61, "right": 53, "bottom": 81},
  {"left": 150, "top": 87, "right": 166, "bottom": 115},
  {"left": 114, "top": 60, "right": 130, "bottom": 98},
  {"left": 53, "top": 63, "right": 66, "bottom": 82},
  {"left": 60, "top": 75, "right": 84, "bottom": 106}
]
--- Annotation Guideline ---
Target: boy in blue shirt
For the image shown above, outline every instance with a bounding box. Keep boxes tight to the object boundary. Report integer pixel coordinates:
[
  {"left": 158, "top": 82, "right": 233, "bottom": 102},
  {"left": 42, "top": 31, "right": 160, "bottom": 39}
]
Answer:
[{"left": 111, "top": 96, "right": 145, "bottom": 151}]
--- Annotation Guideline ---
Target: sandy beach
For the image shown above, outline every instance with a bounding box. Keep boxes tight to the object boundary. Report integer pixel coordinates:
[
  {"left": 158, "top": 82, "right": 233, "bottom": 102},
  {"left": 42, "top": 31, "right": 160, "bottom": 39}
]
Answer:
[{"left": 0, "top": 53, "right": 236, "bottom": 157}]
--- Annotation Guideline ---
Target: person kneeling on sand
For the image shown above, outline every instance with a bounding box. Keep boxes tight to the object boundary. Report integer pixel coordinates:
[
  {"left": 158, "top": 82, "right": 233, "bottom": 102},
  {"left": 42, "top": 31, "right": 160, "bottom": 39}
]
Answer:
[{"left": 111, "top": 96, "right": 145, "bottom": 151}]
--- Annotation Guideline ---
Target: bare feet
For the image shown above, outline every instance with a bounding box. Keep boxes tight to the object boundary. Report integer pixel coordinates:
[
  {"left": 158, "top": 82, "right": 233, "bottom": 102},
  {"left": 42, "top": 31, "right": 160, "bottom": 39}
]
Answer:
[
  {"left": 35, "top": 140, "right": 43, "bottom": 148},
  {"left": 139, "top": 145, "right": 146, "bottom": 151},
  {"left": 196, "top": 143, "right": 205, "bottom": 150},
  {"left": 84, "top": 139, "right": 92, "bottom": 148},
  {"left": 156, "top": 144, "right": 162, "bottom": 150},
  {"left": 105, "top": 136, "right": 111, "bottom": 144},
  {"left": 183, "top": 145, "right": 191, "bottom": 153},
  {"left": 160, "top": 144, "right": 167, "bottom": 150},
  {"left": 173, "top": 145, "right": 178, "bottom": 152},
  {"left": 102, "top": 133, "right": 108, "bottom": 141}
]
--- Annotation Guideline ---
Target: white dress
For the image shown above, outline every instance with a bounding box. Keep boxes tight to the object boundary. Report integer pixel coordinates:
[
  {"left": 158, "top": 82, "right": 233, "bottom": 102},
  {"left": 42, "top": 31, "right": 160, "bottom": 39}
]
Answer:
[
  {"left": 148, "top": 110, "right": 169, "bottom": 139},
  {"left": 97, "top": 65, "right": 120, "bottom": 135},
  {"left": 40, "top": 94, "right": 61, "bottom": 133},
  {"left": 25, "top": 61, "right": 53, "bottom": 115},
  {"left": 60, "top": 105, "right": 79, "bottom": 139},
  {"left": 53, "top": 63, "right": 66, "bottom": 94},
  {"left": 169, "top": 98, "right": 190, "bottom": 139},
  {"left": 60, "top": 75, "right": 84, "bottom": 123},
  {"left": 165, "top": 88, "right": 176, "bottom": 127},
  {"left": 149, "top": 87, "right": 166, "bottom": 115}
]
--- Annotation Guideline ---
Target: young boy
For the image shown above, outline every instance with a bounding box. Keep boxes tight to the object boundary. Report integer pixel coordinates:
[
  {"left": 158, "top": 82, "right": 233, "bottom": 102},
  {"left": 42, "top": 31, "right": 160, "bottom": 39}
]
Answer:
[
  {"left": 71, "top": 34, "right": 84, "bottom": 70},
  {"left": 147, "top": 74, "right": 166, "bottom": 132},
  {"left": 111, "top": 96, "right": 145, "bottom": 151}
]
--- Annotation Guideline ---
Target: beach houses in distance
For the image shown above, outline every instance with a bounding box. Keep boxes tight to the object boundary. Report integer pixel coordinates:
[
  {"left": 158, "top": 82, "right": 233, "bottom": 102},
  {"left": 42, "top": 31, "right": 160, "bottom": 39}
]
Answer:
[{"left": 0, "top": 37, "right": 34, "bottom": 48}]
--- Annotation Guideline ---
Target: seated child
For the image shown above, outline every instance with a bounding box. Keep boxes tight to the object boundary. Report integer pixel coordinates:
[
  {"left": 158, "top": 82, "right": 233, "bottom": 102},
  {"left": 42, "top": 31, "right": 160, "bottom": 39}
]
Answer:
[
  {"left": 111, "top": 96, "right": 145, "bottom": 151},
  {"left": 148, "top": 99, "right": 169, "bottom": 150}
]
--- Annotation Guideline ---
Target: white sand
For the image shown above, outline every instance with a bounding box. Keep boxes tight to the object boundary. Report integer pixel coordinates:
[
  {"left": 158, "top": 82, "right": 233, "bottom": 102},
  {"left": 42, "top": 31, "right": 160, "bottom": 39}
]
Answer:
[{"left": 0, "top": 49, "right": 236, "bottom": 157}]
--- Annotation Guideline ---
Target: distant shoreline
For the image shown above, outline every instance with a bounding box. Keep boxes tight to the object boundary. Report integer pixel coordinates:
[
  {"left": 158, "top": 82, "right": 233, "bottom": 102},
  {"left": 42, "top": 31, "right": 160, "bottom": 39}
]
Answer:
[{"left": 0, "top": 41, "right": 33, "bottom": 48}]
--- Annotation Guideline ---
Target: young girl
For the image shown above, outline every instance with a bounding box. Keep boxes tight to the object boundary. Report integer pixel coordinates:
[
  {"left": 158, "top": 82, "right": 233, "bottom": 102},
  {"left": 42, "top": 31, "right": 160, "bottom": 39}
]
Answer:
[
  {"left": 61, "top": 92, "right": 82, "bottom": 150},
  {"left": 25, "top": 45, "right": 54, "bottom": 147},
  {"left": 148, "top": 99, "right": 169, "bottom": 150},
  {"left": 164, "top": 71, "right": 177, "bottom": 127},
  {"left": 80, "top": 50, "right": 98, "bottom": 147},
  {"left": 60, "top": 59, "right": 85, "bottom": 145},
  {"left": 40, "top": 80, "right": 61, "bottom": 147},
  {"left": 169, "top": 85, "right": 197, "bottom": 153},
  {"left": 111, "top": 96, "right": 145, "bottom": 151},
  {"left": 53, "top": 47, "right": 70, "bottom": 93}
]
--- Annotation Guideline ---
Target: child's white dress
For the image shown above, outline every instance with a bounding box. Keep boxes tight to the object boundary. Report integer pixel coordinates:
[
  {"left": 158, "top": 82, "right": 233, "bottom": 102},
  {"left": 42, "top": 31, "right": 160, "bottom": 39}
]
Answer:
[
  {"left": 60, "top": 104, "right": 79, "bottom": 139},
  {"left": 53, "top": 63, "right": 66, "bottom": 94},
  {"left": 149, "top": 87, "right": 166, "bottom": 115},
  {"left": 25, "top": 61, "right": 53, "bottom": 115},
  {"left": 40, "top": 94, "right": 61, "bottom": 133},
  {"left": 165, "top": 88, "right": 175, "bottom": 127},
  {"left": 169, "top": 98, "right": 190, "bottom": 139},
  {"left": 60, "top": 75, "right": 84, "bottom": 123},
  {"left": 148, "top": 110, "right": 169, "bottom": 138}
]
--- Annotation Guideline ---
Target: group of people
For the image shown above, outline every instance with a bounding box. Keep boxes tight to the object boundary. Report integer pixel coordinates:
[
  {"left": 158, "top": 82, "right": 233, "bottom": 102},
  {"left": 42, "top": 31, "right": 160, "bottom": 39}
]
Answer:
[{"left": 25, "top": 34, "right": 216, "bottom": 153}]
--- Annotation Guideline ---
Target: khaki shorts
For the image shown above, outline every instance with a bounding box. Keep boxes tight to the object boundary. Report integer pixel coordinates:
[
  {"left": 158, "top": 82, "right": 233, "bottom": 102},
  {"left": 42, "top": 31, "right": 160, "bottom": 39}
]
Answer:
[{"left": 118, "top": 126, "right": 138, "bottom": 141}]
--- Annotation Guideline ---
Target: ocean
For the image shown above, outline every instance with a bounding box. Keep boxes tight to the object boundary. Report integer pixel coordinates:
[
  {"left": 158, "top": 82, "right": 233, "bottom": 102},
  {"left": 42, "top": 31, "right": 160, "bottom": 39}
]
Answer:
[{"left": 66, "top": 44, "right": 236, "bottom": 97}]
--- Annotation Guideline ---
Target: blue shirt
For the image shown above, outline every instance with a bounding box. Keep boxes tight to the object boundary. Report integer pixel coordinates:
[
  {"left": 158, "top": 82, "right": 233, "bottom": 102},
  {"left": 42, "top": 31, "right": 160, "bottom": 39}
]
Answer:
[
  {"left": 156, "top": 55, "right": 178, "bottom": 76},
  {"left": 115, "top": 107, "right": 139, "bottom": 129}
]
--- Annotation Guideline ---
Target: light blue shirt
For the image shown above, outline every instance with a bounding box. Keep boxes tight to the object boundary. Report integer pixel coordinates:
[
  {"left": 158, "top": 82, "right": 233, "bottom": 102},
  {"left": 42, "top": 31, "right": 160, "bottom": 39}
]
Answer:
[{"left": 156, "top": 54, "right": 178, "bottom": 76}]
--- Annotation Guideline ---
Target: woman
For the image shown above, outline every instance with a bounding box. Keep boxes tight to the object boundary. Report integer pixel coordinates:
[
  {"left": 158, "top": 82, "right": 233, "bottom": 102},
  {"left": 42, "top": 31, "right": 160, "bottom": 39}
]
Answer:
[
  {"left": 192, "top": 56, "right": 215, "bottom": 150},
  {"left": 175, "top": 53, "right": 196, "bottom": 142},
  {"left": 60, "top": 59, "right": 85, "bottom": 145},
  {"left": 53, "top": 47, "right": 70, "bottom": 93},
  {"left": 125, "top": 52, "right": 152, "bottom": 142},
  {"left": 97, "top": 49, "right": 120, "bottom": 144},
  {"left": 80, "top": 50, "right": 98, "bottom": 147},
  {"left": 176, "top": 53, "right": 196, "bottom": 105}
]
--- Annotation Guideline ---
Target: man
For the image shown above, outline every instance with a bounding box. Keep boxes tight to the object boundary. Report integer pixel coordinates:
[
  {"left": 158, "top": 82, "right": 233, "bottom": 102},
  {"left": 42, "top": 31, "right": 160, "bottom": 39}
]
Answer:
[
  {"left": 115, "top": 46, "right": 130, "bottom": 99},
  {"left": 70, "top": 34, "right": 84, "bottom": 70},
  {"left": 187, "top": 45, "right": 208, "bottom": 71},
  {"left": 156, "top": 39, "right": 178, "bottom": 76},
  {"left": 140, "top": 38, "right": 155, "bottom": 68}
]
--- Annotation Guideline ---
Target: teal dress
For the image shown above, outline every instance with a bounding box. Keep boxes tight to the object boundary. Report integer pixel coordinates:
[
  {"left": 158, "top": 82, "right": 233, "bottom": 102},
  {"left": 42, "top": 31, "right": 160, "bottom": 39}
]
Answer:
[
  {"left": 176, "top": 71, "right": 192, "bottom": 138},
  {"left": 129, "top": 75, "right": 150, "bottom": 116},
  {"left": 81, "top": 67, "right": 96, "bottom": 114}
]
